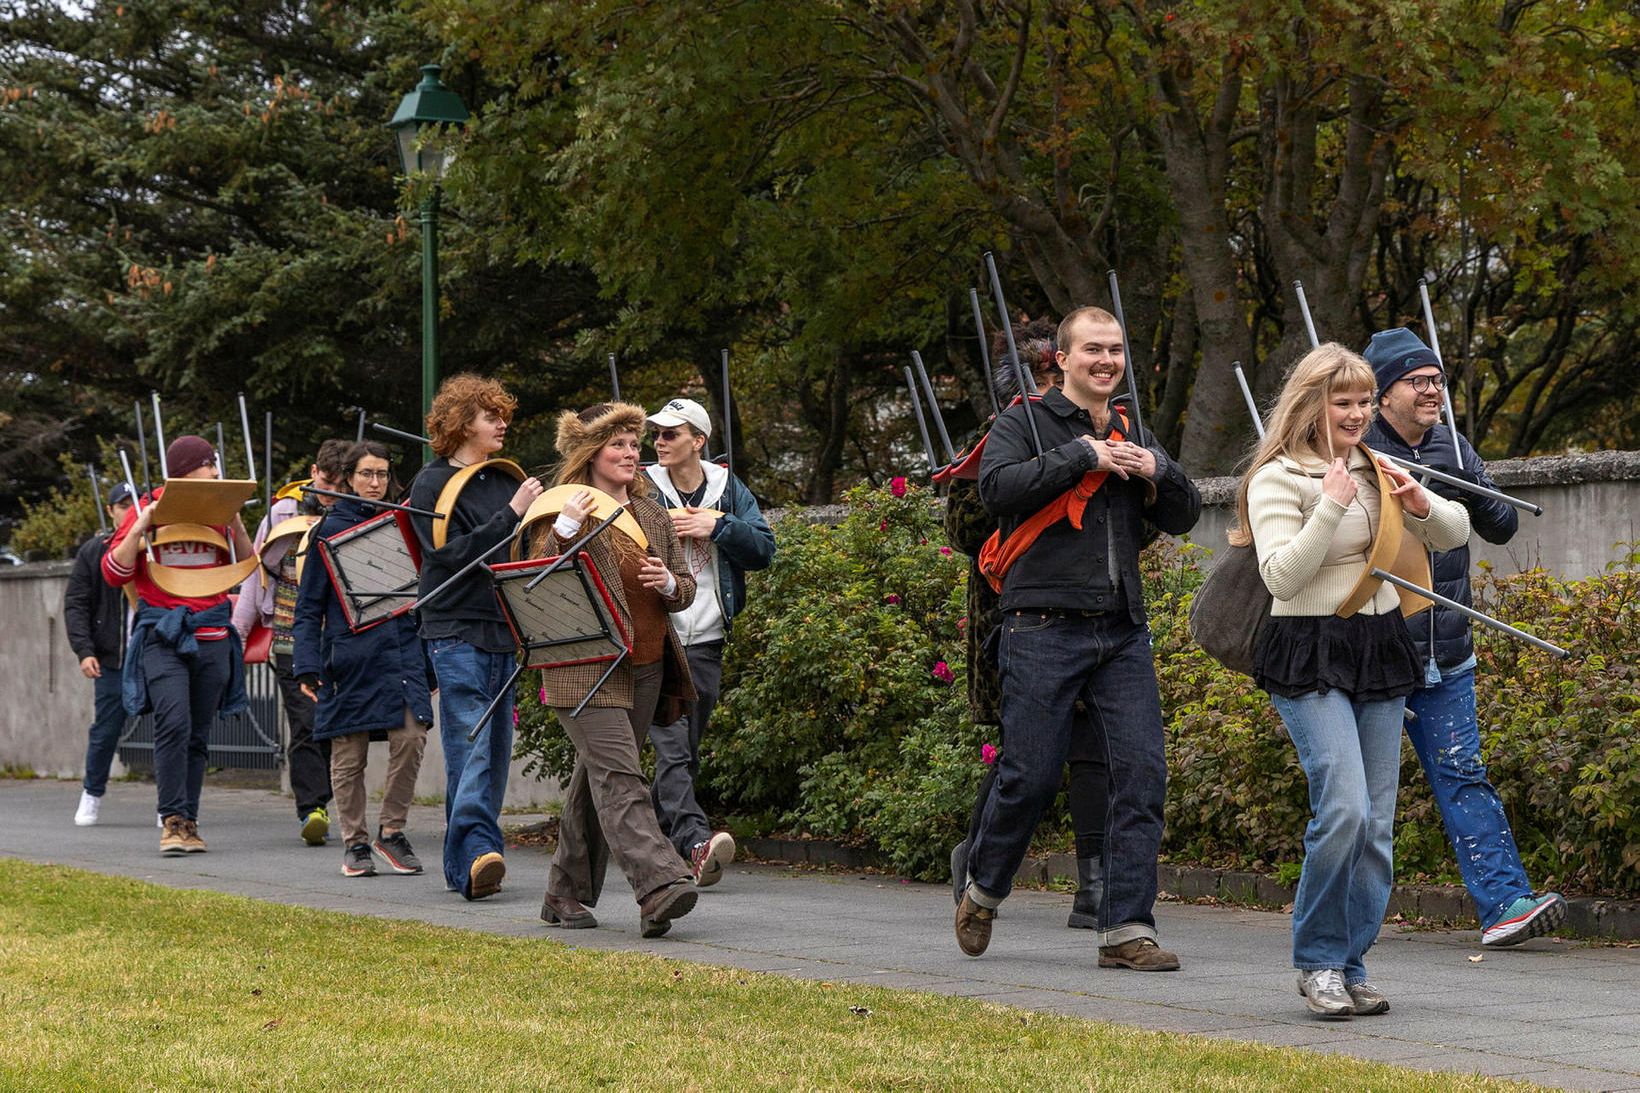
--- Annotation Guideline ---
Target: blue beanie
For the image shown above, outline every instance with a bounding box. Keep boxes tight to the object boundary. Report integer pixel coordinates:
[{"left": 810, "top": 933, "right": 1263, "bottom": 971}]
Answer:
[{"left": 1363, "top": 327, "right": 1441, "bottom": 396}]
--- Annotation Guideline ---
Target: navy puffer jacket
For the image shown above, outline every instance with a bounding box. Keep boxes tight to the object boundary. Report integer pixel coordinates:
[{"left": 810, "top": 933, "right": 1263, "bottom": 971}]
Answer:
[
  {"left": 1366, "top": 419, "right": 1519, "bottom": 669},
  {"left": 291, "top": 496, "right": 435, "bottom": 740}
]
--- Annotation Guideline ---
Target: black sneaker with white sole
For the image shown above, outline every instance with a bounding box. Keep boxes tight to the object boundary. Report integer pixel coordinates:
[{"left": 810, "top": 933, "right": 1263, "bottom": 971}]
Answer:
[
  {"left": 373, "top": 829, "right": 423, "bottom": 874},
  {"left": 342, "top": 842, "right": 377, "bottom": 877}
]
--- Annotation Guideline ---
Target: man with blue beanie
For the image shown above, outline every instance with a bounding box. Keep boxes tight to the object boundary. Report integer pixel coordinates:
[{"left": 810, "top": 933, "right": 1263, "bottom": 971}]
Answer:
[{"left": 1363, "top": 326, "right": 1566, "bottom": 946}]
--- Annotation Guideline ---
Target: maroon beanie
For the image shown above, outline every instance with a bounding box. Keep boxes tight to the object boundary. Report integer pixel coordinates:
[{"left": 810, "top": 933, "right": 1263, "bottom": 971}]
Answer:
[{"left": 166, "top": 435, "right": 217, "bottom": 477}]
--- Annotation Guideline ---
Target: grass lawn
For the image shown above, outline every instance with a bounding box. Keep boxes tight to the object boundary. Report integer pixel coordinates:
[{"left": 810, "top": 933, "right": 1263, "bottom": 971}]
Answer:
[{"left": 1, "top": 860, "right": 1533, "bottom": 1091}]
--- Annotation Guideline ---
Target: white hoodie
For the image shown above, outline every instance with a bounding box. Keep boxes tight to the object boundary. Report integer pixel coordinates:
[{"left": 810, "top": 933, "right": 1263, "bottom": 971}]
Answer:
[{"left": 645, "top": 461, "right": 728, "bottom": 645}]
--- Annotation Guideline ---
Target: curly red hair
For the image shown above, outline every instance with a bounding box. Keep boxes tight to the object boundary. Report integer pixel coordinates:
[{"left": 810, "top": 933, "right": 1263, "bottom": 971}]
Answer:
[{"left": 425, "top": 374, "right": 518, "bottom": 458}]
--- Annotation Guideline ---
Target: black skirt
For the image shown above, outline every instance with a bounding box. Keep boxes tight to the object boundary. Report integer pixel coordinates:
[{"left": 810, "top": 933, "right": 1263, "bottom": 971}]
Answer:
[{"left": 1254, "top": 611, "right": 1421, "bottom": 703}]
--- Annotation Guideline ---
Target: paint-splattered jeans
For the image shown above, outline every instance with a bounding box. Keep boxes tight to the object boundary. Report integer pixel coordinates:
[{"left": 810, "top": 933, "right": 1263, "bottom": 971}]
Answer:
[{"left": 1404, "top": 662, "right": 1534, "bottom": 929}]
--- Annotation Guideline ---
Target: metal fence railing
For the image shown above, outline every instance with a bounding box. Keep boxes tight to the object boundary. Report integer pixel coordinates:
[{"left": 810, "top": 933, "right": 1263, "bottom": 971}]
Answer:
[{"left": 116, "top": 659, "right": 285, "bottom": 771}]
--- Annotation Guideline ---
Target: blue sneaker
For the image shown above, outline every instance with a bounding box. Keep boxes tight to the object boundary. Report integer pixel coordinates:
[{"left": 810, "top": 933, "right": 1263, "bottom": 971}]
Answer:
[{"left": 1481, "top": 893, "right": 1567, "bottom": 947}]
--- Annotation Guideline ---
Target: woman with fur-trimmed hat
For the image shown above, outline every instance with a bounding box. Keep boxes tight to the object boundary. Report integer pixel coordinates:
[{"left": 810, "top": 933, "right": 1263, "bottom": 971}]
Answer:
[{"left": 533, "top": 402, "right": 702, "bottom": 939}]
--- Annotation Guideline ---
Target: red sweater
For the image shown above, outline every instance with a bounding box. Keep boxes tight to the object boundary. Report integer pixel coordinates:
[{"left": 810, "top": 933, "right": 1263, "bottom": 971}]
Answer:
[{"left": 102, "top": 487, "right": 231, "bottom": 641}]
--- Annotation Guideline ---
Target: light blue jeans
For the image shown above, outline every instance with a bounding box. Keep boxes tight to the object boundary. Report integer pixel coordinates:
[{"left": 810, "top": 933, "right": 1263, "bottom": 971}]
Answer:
[
  {"left": 1404, "top": 663, "right": 1533, "bottom": 928},
  {"left": 428, "top": 639, "right": 515, "bottom": 897},
  {"left": 1272, "top": 690, "right": 1404, "bottom": 984}
]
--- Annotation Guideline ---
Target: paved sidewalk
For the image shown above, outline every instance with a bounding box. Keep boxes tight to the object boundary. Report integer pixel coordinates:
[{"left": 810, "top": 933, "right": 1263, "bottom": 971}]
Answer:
[{"left": 5, "top": 780, "right": 1638, "bottom": 1091}]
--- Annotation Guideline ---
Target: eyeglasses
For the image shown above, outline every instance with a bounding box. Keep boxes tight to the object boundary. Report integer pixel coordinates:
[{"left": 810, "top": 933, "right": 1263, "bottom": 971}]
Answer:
[
  {"left": 353, "top": 469, "right": 391, "bottom": 482},
  {"left": 1402, "top": 374, "right": 1446, "bottom": 393}
]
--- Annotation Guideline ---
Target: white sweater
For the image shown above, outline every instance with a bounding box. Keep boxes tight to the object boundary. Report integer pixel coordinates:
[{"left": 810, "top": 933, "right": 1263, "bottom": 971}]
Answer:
[{"left": 1246, "top": 447, "right": 1470, "bottom": 617}]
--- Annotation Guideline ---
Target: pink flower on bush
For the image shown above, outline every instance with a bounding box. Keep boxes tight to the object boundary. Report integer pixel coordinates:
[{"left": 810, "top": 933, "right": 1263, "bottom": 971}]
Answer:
[
  {"left": 885, "top": 593, "right": 901, "bottom": 605},
  {"left": 939, "top": 546, "right": 953, "bottom": 556},
  {"left": 879, "top": 519, "right": 888, "bottom": 531},
  {"left": 981, "top": 743, "right": 998, "bottom": 766},
  {"left": 512, "top": 708, "right": 520, "bottom": 728},
  {"left": 538, "top": 686, "right": 548, "bottom": 705},
  {"left": 932, "top": 660, "right": 954, "bottom": 684},
  {"left": 890, "top": 476, "right": 907, "bottom": 498}
]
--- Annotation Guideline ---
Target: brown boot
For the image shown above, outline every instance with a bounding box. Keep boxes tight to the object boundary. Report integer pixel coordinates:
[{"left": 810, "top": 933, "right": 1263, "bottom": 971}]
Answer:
[
  {"left": 954, "top": 891, "right": 995, "bottom": 957},
  {"left": 540, "top": 891, "right": 598, "bottom": 929},
  {"left": 468, "top": 852, "right": 506, "bottom": 900},
  {"left": 180, "top": 819, "right": 207, "bottom": 853},
  {"left": 638, "top": 880, "right": 697, "bottom": 938},
  {"left": 1098, "top": 937, "right": 1180, "bottom": 971},
  {"left": 159, "top": 815, "right": 188, "bottom": 856}
]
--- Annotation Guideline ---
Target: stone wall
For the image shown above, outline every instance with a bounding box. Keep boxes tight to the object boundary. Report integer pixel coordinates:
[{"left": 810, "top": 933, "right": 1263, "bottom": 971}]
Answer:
[{"left": 6, "top": 450, "right": 1635, "bottom": 791}]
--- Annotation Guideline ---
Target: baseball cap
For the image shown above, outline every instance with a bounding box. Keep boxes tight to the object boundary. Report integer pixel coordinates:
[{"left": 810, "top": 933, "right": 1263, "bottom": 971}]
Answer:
[
  {"left": 107, "top": 482, "right": 134, "bottom": 506},
  {"left": 647, "top": 397, "right": 712, "bottom": 437}
]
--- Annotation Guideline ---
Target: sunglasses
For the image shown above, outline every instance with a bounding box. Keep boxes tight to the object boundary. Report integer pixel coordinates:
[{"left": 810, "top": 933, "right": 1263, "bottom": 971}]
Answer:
[
  {"left": 654, "top": 428, "right": 692, "bottom": 442},
  {"left": 1402, "top": 374, "right": 1446, "bottom": 393}
]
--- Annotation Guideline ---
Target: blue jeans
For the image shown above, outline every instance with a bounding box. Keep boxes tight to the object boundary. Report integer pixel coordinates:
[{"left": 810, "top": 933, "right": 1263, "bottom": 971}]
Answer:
[
  {"left": 970, "top": 611, "right": 1167, "bottom": 946},
  {"left": 429, "top": 639, "right": 515, "bottom": 897},
  {"left": 83, "top": 664, "right": 128, "bottom": 797},
  {"left": 1271, "top": 690, "right": 1403, "bottom": 983},
  {"left": 1404, "top": 664, "right": 1532, "bottom": 928}
]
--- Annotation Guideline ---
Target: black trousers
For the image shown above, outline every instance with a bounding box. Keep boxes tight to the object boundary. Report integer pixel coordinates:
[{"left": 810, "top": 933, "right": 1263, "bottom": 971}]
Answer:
[
  {"left": 275, "top": 652, "right": 332, "bottom": 817},
  {"left": 148, "top": 638, "right": 231, "bottom": 821}
]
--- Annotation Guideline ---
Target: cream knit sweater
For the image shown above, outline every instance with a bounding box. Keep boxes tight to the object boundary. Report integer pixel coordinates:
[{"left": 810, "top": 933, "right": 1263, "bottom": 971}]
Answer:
[{"left": 1246, "top": 446, "right": 1471, "bottom": 617}]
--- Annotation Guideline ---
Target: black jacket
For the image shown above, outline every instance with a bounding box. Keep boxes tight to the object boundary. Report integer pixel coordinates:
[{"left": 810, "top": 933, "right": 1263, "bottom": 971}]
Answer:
[
  {"left": 978, "top": 387, "right": 1201, "bottom": 619},
  {"left": 407, "top": 458, "right": 522, "bottom": 654},
  {"left": 63, "top": 532, "right": 126, "bottom": 666},
  {"left": 1366, "top": 418, "right": 1518, "bottom": 668}
]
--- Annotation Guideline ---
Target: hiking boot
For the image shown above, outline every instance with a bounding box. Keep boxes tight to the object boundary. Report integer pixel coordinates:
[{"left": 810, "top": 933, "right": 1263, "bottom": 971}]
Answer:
[
  {"left": 1347, "top": 981, "right": 1390, "bottom": 1015},
  {"left": 300, "top": 807, "right": 330, "bottom": 847},
  {"left": 342, "top": 842, "right": 376, "bottom": 877},
  {"left": 540, "top": 891, "right": 598, "bottom": 929},
  {"left": 1482, "top": 893, "right": 1567, "bottom": 947},
  {"left": 689, "top": 831, "right": 735, "bottom": 888},
  {"left": 1298, "top": 969, "right": 1354, "bottom": 1018},
  {"left": 160, "top": 815, "right": 188, "bottom": 856},
  {"left": 74, "top": 791, "right": 101, "bottom": 827},
  {"left": 180, "top": 819, "right": 207, "bottom": 853},
  {"left": 949, "top": 839, "right": 970, "bottom": 906},
  {"left": 372, "top": 829, "right": 422, "bottom": 875},
  {"left": 639, "top": 880, "right": 698, "bottom": 938},
  {"left": 954, "top": 890, "right": 995, "bottom": 957},
  {"left": 467, "top": 852, "right": 505, "bottom": 900},
  {"left": 1098, "top": 937, "right": 1180, "bottom": 971},
  {"left": 1067, "top": 855, "right": 1104, "bottom": 930}
]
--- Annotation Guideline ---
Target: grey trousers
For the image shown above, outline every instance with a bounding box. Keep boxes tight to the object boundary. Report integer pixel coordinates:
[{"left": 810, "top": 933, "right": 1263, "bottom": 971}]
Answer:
[
  {"left": 549, "top": 661, "right": 690, "bottom": 907},
  {"left": 329, "top": 708, "right": 428, "bottom": 846},
  {"left": 649, "top": 641, "right": 722, "bottom": 855}
]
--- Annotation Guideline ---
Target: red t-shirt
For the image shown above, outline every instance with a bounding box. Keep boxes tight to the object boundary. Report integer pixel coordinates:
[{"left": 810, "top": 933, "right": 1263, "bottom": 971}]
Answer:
[{"left": 101, "top": 487, "right": 231, "bottom": 641}]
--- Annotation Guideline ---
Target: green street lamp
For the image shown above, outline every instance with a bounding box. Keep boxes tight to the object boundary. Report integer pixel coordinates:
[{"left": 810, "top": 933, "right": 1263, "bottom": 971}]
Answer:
[{"left": 388, "top": 63, "right": 469, "bottom": 462}]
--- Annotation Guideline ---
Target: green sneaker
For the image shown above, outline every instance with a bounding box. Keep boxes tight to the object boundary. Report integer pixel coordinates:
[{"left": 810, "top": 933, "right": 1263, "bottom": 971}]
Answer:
[
  {"left": 300, "top": 807, "right": 330, "bottom": 847},
  {"left": 1481, "top": 893, "right": 1566, "bottom": 947}
]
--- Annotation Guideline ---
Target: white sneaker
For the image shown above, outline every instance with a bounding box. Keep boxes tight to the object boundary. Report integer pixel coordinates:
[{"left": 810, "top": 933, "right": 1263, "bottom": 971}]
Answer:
[
  {"left": 1297, "top": 969, "right": 1353, "bottom": 1019},
  {"left": 74, "top": 791, "right": 101, "bottom": 827},
  {"left": 157, "top": 812, "right": 164, "bottom": 829}
]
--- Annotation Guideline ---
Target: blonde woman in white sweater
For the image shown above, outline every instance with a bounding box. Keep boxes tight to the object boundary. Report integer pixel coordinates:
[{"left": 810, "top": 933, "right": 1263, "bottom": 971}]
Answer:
[{"left": 1231, "top": 344, "right": 1469, "bottom": 1019}]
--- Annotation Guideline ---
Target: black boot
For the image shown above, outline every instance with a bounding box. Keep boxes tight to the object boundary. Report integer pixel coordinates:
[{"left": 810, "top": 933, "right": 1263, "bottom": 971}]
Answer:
[{"left": 1067, "top": 855, "right": 1104, "bottom": 929}]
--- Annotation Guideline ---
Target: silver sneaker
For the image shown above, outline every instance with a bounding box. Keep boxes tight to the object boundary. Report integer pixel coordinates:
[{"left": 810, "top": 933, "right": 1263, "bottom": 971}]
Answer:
[
  {"left": 1346, "top": 981, "right": 1390, "bottom": 1015},
  {"left": 1297, "top": 969, "right": 1353, "bottom": 1018}
]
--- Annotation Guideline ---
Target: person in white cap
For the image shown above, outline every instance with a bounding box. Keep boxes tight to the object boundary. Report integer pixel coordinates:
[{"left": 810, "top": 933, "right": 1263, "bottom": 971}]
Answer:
[{"left": 644, "top": 397, "right": 775, "bottom": 886}]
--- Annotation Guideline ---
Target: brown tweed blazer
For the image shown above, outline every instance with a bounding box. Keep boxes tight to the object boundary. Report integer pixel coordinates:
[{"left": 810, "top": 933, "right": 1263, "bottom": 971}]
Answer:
[{"left": 534, "top": 494, "right": 699, "bottom": 723}]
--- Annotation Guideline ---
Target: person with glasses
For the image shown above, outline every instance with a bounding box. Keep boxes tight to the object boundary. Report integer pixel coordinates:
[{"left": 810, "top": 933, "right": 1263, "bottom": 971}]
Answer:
[
  {"left": 292, "top": 440, "right": 433, "bottom": 878},
  {"left": 1364, "top": 327, "right": 1566, "bottom": 947},
  {"left": 233, "top": 438, "right": 351, "bottom": 847},
  {"left": 641, "top": 398, "right": 775, "bottom": 887}
]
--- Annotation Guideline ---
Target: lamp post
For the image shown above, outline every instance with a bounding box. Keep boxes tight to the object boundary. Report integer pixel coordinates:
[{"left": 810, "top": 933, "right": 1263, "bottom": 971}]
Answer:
[{"left": 388, "top": 63, "right": 469, "bottom": 463}]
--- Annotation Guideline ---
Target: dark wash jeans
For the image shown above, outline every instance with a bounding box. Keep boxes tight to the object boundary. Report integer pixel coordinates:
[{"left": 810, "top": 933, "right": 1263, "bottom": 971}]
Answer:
[
  {"left": 82, "top": 664, "right": 128, "bottom": 797},
  {"left": 969, "top": 610, "right": 1167, "bottom": 946}
]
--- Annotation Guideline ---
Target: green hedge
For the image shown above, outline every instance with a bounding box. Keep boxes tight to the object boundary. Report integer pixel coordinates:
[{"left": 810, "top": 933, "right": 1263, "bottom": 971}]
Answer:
[{"left": 516, "top": 481, "right": 1640, "bottom": 898}]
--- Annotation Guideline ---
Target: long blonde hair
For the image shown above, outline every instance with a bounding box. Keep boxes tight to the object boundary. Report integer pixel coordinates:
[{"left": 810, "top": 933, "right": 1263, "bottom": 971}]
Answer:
[{"left": 1228, "top": 343, "right": 1377, "bottom": 547}]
